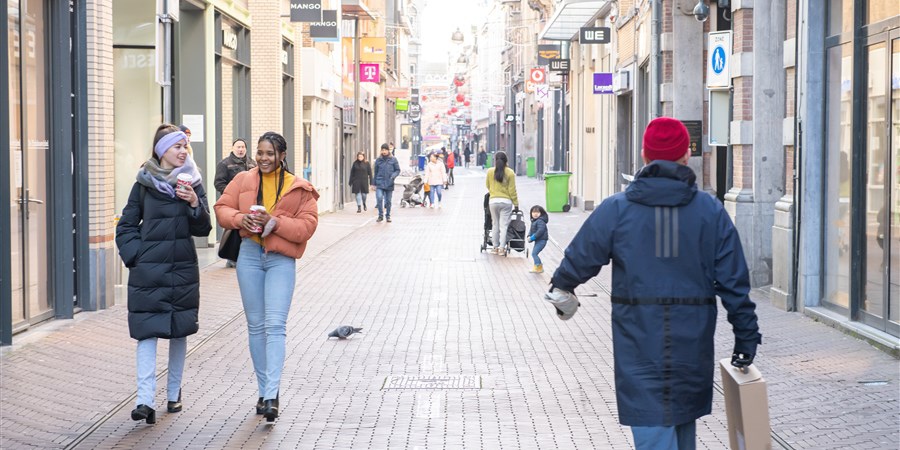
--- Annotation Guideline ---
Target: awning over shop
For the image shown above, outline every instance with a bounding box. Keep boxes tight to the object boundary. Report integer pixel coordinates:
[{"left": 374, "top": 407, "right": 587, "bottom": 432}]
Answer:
[
  {"left": 539, "top": 0, "right": 608, "bottom": 41},
  {"left": 341, "top": 0, "right": 375, "bottom": 20}
]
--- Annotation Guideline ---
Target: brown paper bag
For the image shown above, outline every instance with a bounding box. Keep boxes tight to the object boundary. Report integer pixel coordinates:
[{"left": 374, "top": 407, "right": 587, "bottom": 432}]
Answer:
[{"left": 719, "top": 359, "right": 772, "bottom": 450}]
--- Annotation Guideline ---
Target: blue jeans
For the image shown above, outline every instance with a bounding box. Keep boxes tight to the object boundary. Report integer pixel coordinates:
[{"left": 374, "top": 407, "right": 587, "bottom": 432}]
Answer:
[
  {"left": 428, "top": 184, "right": 444, "bottom": 204},
  {"left": 632, "top": 421, "right": 696, "bottom": 450},
  {"left": 376, "top": 188, "right": 393, "bottom": 217},
  {"left": 236, "top": 239, "right": 297, "bottom": 399},
  {"left": 136, "top": 337, "right": 187, "bottom": 407},
  {"left": 532, "top": 240, "right": 547, "bottom": 266},
  {"left": 355, "top": 192, "right": 368, "bottom": 207}
]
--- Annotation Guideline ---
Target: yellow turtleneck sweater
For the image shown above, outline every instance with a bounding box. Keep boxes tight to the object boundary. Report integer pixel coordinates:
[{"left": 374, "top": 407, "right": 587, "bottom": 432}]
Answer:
[{"left": 251, "top": 168, "right": 295, "bottom": 246}]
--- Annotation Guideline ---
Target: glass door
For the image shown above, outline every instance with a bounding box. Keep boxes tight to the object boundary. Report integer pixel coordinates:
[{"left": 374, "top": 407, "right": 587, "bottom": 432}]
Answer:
[
  {"left": 861, "top": 30, "right": 900, "bottom": 336},
  {"left": 8, "top": 0, "right": 52, "bottom": 332}
]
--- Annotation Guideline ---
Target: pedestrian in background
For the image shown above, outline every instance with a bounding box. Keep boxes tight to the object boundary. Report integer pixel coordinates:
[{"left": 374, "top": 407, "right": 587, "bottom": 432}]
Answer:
[
  {"left": 477, "top": 148, "right": 487, "bottom": 168},
  {"left": 178, "top": 124, "right": 194, "bottom": 155},
  {"left": 528, "top": 205, "right": 549, "bottom": 273},
  {"left": 349, "top": 151, "right": 372, "bottom": 213},
  {"left": 464, "top": 144, "right": 472, "bottom": 168},
  {"left": 372, "top": 143, "right": 400, "bottom": 222},
  {"left": 215, "top": 138, "right": 256, "bottom": 267},
  {"left": 485, "top": 151, "right": 518, "bottom": 256},
  {"left": 214, "top": 131, "right": 320, "bottom": 422},
  {"left": 116, "top": 123, "right": 212, "bottom": 425},
  {"left": 544, "top": 117, "right": 761, "bottom": 450},
  {"left": 447, "top": 150, "right": 456, "bottom": 186},
  {"left": 215, "top": 138, "right": 256, "bottom": 197},
  {"left": 424, "top": 152, "right": 447, "bottom": 209}
]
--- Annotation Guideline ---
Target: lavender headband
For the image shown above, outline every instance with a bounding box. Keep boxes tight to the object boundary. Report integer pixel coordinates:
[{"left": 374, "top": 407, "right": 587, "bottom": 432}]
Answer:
[{"left": 154, "top": 131, "right": 188, "bottom": 159}]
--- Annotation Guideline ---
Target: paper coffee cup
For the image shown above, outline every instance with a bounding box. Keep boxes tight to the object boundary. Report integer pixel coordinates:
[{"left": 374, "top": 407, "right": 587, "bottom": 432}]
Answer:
[
  {"left": 176, "top": 173, "right": 193, "bottom": 191},
  {"left": 249, "top": 205, "right": 266, "bottom": 233}
]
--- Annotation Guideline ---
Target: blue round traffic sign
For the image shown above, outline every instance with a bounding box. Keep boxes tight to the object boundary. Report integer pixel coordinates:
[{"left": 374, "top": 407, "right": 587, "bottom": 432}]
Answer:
[{"left": 712, "top": 46, "right": 727, "bottom": 75}]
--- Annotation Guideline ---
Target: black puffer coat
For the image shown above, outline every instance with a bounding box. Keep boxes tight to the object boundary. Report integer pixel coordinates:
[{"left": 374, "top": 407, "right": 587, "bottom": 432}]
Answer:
[{"left": 116, "top": 182, "right": 212, "bottom": 340}]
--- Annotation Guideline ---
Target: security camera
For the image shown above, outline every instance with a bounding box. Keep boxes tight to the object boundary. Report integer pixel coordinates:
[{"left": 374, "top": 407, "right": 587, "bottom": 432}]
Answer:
[{"left": 693, "top": 1, "right": 710, "bottom": 22}]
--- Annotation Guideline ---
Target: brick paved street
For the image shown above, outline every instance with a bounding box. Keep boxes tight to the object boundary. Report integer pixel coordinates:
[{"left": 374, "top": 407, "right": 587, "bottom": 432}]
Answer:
[{"left": 1, "top": 167, "right": 898, "bottom": 449}]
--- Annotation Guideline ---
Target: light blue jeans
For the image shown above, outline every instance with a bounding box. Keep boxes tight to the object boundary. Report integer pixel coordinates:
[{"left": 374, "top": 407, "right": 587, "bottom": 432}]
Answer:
[
  {"left": 375, "top": 188, "right": 393, "bottom": 217},
  {"left": 136, "top": 337, "right": 187, "bottom": 407},
  {"left": 428, "top": 184, "right": 444, "bottom": 205},
  {"left": 236, "top": 239, "right": 297, "bottom": 400},
  {"left": 355, "top": 192, "right": 368, "bottom": 207},
  {"left": 631, "top": 421, "right": 696, "bottom": 450}
]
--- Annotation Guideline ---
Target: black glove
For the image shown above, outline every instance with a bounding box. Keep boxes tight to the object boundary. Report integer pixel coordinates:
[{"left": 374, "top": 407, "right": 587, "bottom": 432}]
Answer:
[{"left": 731, "top": 352, "right": 755, "bottom": 369}]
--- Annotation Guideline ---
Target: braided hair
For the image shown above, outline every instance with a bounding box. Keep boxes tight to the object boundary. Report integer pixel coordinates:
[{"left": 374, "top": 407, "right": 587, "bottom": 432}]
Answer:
[{"left": 256, "top": 132, "right": 293, "bottom": 206}]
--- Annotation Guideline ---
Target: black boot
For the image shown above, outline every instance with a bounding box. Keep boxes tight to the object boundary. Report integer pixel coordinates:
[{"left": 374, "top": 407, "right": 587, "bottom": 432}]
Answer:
[
  {"left": 255, "top": 397, "right": 265, "bottom": 415},
  {"left": 131, "top": 404, "right": 156, "bottom": 424},
  {"left": 363, "top": 203, "right": 367, "bottom": 211},
  {"left": 263, "top": 396, "right": 279, "bottom": 422},
  {"left": 167, "top": 389, "right": 182, "bottom": 413},
  {"left": 357, "top": 205, "right": 362, "bottom": 213}
]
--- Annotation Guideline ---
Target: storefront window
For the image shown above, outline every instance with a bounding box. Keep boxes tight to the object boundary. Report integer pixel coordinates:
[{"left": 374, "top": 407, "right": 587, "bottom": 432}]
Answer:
[
  {"left": 863, "top": 42, "right": 888, "bottom": 318},
  {"left": 215, "top": 13, "right": 250, "bottom": 162},
  {"left": 113, "top": 0, "right": 161, "bottom": 211},
  {"left": 824, "top": 43, "right": 854, "bottom": 311},
  {"left": 889, "top": 38, "right": 899, "bottom": 325}
]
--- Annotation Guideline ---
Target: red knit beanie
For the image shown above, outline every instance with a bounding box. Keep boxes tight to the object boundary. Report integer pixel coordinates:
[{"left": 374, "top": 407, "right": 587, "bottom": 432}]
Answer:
[{"left": 642, "top": 117, "right": 690, "bottom": 162}]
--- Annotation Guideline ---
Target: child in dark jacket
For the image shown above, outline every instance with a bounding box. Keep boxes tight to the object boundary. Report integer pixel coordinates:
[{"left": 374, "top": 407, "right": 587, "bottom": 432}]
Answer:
[{"left": 528, "top": 205, "right": 549, "bottom": 273}]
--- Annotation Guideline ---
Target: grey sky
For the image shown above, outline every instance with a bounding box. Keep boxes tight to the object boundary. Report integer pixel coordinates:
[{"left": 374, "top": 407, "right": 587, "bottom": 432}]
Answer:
[{"left": 419, "top": 0, "right": 487, "bottom": 63}]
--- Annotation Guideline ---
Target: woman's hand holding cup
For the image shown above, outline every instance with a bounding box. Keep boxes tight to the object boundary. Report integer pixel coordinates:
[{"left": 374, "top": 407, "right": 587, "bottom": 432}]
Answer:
[{"left": 175, "top": 174, "right": 199, "bottom": 207}]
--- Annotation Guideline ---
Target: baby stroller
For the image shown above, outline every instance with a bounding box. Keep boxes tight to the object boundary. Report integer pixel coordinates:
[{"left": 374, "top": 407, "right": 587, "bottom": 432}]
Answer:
[
  {"left": 400, "top": 175, "right": 425, "bottom": 208},
  {"left": 504, "top": 208, "right": 528, "bottom": 257},
  {"left": 480, "top": 193, "right": 493, "bottom": 252}
]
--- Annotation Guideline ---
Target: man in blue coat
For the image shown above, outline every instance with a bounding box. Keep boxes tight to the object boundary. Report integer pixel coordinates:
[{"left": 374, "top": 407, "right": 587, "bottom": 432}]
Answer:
[
  {"left": 545, "top": 117, "right": 761, "bottom": 449},
  {"left": 372, "top": 143, "right": 400, "bottom": 222}
]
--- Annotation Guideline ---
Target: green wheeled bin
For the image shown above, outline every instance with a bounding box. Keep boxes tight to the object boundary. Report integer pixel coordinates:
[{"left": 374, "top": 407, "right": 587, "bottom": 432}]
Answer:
[
  {"left": 544, "top": 172, "right": 572, "bottom": 212},
  {"left": 526, "top": 157, "right": 536, "bottom": 178}
]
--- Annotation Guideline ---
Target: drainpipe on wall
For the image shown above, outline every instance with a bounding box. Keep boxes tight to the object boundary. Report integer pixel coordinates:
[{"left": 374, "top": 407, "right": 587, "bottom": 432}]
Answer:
[
  {"left": 790, "top": 0, "right": 803, "bottom": 312},
  {"left": 650, "top": 0, "right": 661, "bottom": 117}
]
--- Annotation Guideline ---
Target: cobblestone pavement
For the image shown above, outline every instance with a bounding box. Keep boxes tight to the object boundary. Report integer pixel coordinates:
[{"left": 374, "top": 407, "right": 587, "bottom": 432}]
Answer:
[{"left": 1, "top": 167, "right": 897, "bottom": 449}]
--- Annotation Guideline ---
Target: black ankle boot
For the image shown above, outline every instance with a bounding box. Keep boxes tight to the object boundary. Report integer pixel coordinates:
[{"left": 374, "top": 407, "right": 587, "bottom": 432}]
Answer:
[
  {"left": 363, "top": 203, "right": 367, "bottom": 211},
  {"left": 263, "top": 396, "right": 279, "bottom": 422},
  {"left": 255, "top": 397, "right": 265, "bottom": 415},
  {"left": 167, "top": 389, "right": 182, "bottom": 413},
  {"left": 131, "top": 404, "right": 156, "bottom": 424},
  {"left": 357, "top": 206, "right": 362, "bottom": 213}
]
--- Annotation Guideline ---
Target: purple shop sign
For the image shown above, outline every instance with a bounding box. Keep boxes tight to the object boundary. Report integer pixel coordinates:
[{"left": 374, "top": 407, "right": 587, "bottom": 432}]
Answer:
[{"left": 593, "top": 73, "right": 613, "bottom": 94}]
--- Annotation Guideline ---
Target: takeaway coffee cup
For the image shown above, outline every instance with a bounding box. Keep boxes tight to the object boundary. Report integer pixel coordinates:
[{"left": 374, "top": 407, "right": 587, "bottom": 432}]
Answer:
[
  {"left": 249, "top": 205, "right": 266, "bottom": 233},
  {"left": 176, "top": 173, "right": 193, "bottom": 192}
]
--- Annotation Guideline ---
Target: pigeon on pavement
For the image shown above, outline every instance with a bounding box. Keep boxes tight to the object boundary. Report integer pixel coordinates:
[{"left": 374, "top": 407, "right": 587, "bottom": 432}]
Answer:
[{"left": 328, "top": 326, "right": 363, "bottom": 339}]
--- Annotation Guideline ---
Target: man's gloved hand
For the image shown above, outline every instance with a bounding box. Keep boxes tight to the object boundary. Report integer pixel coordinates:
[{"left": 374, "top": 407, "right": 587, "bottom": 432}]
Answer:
[
  {"left": 731, "top": 351, "right": 755, "bottom": 369},
  {"left": 543, "top": 288, "right": 580, "bottom": 321},
  {"left": 529, "top": 235, "right": 535, "bottom": 242}
]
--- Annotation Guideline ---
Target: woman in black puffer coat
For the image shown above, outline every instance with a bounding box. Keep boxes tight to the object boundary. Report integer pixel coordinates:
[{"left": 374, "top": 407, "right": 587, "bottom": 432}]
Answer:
[
  {"left": 349, "top": 151, "right": 372, "bottom": 213},
  {"left": 116, "top": 123, "right": 212, "bottom": 425}
]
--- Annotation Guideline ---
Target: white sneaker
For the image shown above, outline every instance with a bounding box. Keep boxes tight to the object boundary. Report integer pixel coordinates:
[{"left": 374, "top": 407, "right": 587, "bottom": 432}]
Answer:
[
  {"left": 438, "top": 203, "right": 443, "bottom": 209},
  {"left": 430, "top": 204, "right": 435, "bottom": 209}
]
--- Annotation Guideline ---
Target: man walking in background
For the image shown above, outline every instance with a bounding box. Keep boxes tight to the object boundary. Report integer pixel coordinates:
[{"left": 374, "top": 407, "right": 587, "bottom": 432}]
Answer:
[
  {"left": 544, "top": 117, "right": 762, "bottom": 450},
  {"left": 372, "top": 143, "right": 400, "bottom": 223}
]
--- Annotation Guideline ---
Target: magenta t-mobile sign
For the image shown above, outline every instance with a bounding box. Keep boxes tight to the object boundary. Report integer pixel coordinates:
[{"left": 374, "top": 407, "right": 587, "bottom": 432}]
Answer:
[{"left": 360, "top": 63, "right": 380, "bottom": 83}]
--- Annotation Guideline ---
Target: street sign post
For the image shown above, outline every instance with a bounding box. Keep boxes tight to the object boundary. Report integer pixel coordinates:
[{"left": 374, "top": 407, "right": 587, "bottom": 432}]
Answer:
[{"left": 707, "top": 31, "right": 732, "bottom": 88}]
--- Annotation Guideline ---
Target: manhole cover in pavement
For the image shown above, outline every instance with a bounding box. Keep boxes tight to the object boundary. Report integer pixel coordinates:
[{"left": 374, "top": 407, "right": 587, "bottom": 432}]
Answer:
[{"left": 382, "top": 375, "right": 481, "bottom": 390}]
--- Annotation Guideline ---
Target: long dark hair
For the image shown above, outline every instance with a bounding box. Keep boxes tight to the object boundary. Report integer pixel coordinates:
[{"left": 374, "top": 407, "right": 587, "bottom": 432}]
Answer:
[
  {"left": 494, "top": 151, "right": 509, "bottom": 182},
  {"left": 150, "top": 123, "right": 180, "bottom": 162},
  {"left": 256, "top": 132, "right": 293, "bottom": 206}
]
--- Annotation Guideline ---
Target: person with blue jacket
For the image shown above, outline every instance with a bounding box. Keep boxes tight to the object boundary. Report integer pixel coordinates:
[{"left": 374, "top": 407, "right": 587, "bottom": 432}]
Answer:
[
  {"left": 543, "top": 117, "right": 761, "bottom": 450},
  {"left": 371, "top": 143, "right": 401, "bottom": 222},
  {"left": 527, "top": 205, "right": 549, "bottom": 273}
]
